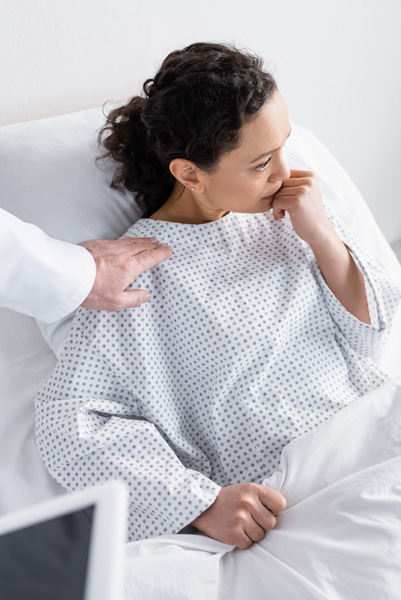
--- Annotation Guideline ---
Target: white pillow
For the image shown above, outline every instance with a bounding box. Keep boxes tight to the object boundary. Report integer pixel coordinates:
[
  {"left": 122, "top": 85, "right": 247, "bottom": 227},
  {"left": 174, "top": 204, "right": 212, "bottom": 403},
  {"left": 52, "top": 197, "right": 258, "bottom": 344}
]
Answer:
[
  {"left": 0, "top": 107, "right": 142, "bottom": 353},
  {"left": 0, "top": 107, "right": 142, "bottom": 243}
]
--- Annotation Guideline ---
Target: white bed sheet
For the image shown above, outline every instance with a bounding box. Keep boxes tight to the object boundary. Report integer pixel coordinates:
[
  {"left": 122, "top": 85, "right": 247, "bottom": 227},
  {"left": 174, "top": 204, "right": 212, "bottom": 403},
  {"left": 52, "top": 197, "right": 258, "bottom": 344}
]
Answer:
[
  {"left": 123, "top": 380, "right": 401, "bottom": 600},
  {"left": 0, "top": 310, "right": 63, "bottom": 514}
]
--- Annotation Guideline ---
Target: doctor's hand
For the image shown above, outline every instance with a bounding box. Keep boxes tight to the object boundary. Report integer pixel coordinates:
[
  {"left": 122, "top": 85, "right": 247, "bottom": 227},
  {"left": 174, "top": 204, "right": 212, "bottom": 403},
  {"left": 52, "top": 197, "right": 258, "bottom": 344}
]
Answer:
[
  {"left": 191, "top": 483, "right": 286, "bottom": 549},
  {"left": 79, "top": 237, "right": 173, "bottom": 311},
  {"left": 272, "top": 169, "right": 333, "bottom": 246}
]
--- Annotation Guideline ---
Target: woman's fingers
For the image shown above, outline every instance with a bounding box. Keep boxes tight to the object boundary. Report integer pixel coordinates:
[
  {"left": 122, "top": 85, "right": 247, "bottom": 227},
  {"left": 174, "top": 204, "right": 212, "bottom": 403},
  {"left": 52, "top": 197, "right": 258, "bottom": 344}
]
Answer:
[
  {"left": 271, "top": 170, "right": 332, "bottom": 244},
  {"left": 272, "top": 194, "right": 301, "bottom": 220},
  {"left": 258, "top": 485, "right": 287, "bottom": 514},
  {"left": 245, "top": 519, "right": 268, "bottom": 543},
  {"left": 283, "top": 169, "right": 315, "bottom": 181},
  {"left": 191, "top": 483, "right": 286, "bottom": 549},
  {"left": 251, "top": 508, "right": 276, "bottom": 532},
  {"left": 235, "top": 530, "right": 255, "bottom": 550},
  {"left": 246, "top": 485, "right": 284, "bottom": 541}
]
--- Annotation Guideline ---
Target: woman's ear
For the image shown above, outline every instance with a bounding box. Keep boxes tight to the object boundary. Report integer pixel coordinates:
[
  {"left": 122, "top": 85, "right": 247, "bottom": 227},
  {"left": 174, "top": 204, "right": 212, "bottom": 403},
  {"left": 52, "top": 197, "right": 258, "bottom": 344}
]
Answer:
[{"left": 169, "top": 159, "right": 205, "bottom": 193}]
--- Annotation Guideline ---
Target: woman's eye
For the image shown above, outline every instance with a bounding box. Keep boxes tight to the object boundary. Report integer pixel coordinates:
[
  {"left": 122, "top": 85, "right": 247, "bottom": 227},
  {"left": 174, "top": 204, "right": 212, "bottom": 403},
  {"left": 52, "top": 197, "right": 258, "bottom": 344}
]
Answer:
[{"left": 256, "top": 157, "right": 272, "bottom": 171}]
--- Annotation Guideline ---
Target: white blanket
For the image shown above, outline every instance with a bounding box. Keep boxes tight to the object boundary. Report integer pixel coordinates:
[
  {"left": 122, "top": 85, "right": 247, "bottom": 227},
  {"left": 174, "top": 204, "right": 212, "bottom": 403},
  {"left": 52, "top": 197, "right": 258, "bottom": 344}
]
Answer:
[{"left": 124, "top": 380, "right": 401, "bottom": 599}]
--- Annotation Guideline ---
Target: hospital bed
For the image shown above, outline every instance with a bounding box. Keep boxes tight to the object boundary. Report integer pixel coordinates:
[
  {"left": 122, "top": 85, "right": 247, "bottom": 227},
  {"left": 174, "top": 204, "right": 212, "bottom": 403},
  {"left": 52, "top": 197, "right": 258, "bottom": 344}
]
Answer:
[{"left": 0, "top": 108, "right": 400, "bottom": 599}]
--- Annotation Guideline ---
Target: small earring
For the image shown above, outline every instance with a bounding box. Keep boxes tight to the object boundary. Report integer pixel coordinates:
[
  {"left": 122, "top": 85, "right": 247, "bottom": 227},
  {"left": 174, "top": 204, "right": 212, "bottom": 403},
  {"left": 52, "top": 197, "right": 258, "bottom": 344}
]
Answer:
[{"left": 191, "top": 187, "right": 196, "bottom": 191}]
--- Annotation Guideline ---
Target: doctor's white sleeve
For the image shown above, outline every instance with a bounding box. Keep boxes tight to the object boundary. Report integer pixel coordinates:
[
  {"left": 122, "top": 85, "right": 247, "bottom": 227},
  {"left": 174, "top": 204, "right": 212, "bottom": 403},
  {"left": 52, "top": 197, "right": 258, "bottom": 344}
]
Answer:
[
  {"left": 0, "top": 208, "right": 96, "bottom": 322},
  {"left": 35, "top": 326, "right": 221, "bottom": 542}
]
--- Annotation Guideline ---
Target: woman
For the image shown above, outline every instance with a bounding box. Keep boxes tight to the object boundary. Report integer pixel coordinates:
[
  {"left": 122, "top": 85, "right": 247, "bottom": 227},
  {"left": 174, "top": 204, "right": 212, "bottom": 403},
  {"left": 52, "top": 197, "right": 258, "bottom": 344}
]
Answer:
[{"left": 35, "top": 42, "right": 400, "bottom": 548}]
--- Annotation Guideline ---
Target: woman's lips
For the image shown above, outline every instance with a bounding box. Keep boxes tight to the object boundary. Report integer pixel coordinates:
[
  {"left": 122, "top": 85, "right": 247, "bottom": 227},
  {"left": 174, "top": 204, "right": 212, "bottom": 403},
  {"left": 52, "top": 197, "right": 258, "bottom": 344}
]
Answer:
[{"left": 262, "top": 187, "right": 281, "bottom": 203}]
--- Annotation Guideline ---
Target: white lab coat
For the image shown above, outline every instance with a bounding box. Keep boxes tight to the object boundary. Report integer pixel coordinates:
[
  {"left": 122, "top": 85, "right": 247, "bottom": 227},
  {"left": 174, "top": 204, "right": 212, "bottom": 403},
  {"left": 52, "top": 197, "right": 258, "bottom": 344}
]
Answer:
[{"left": 0, "top": 208, "right": 95, "bottom": 322}]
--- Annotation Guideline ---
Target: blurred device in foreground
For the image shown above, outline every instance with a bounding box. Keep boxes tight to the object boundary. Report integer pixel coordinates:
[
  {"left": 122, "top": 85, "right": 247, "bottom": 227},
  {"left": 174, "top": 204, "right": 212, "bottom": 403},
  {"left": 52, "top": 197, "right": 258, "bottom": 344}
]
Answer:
[{"left": 0, "top": 481, "right": 128, "bottom": 600}]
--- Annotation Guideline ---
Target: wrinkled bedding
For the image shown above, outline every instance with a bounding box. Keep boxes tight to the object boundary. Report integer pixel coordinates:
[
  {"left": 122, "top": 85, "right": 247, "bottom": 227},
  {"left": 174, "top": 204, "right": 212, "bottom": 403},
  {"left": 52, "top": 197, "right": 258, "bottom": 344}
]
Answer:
[{"left": 124, "top": 380, "right": 401, "bottom": 600}]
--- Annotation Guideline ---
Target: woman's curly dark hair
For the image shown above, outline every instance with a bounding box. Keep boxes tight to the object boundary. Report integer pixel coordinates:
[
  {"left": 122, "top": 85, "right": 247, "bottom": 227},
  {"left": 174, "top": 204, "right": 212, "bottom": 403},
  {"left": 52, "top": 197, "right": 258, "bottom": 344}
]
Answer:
[{"left": 98, "top": 42, "right": 277, "bottom": 217}]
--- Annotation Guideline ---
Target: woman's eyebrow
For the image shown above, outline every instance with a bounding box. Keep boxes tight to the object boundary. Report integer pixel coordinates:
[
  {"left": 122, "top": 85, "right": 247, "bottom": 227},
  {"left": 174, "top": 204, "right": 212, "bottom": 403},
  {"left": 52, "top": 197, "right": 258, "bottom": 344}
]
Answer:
[{"left": 249, "top": 127, "right": 292, "bottom": 164}]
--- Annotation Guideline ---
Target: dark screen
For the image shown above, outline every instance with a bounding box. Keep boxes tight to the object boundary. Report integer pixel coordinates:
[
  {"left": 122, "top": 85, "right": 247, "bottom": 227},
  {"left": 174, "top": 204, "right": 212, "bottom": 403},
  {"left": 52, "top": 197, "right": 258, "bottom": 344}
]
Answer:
[{"left": 0, "top": 506, "right": 95, "bottom": 600}]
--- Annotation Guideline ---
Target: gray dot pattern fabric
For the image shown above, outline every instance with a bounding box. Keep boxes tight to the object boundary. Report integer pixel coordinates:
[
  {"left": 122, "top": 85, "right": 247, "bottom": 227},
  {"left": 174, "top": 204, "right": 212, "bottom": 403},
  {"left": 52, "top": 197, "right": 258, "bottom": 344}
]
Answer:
[{"left": 35, "top": 209, "right": 400, "bottom": 541}]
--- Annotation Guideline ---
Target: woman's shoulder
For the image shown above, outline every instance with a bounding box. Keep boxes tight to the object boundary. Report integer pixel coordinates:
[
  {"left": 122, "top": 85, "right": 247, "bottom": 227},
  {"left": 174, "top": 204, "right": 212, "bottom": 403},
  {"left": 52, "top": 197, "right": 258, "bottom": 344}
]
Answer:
[
  {"left": 123, "top": 217, "right": 160, "bottom": 239},
  {"left": 123, "top": 217, "right": 195, "bottom": 247}
]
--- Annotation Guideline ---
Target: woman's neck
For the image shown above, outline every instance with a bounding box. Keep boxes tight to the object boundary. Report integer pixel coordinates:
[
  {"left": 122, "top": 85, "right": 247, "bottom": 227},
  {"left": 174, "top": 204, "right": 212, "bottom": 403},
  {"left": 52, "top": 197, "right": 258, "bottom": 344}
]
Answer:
[{"left": 149, "top": 185, "right": 228, "bottom": 224}]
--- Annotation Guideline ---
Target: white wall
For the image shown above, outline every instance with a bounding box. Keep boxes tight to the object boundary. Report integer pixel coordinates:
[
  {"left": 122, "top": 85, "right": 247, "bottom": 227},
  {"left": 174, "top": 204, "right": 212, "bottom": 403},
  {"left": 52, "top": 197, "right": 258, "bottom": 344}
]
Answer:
[{"left": 1, "top": 0, "right": 400, "bottom": 243}]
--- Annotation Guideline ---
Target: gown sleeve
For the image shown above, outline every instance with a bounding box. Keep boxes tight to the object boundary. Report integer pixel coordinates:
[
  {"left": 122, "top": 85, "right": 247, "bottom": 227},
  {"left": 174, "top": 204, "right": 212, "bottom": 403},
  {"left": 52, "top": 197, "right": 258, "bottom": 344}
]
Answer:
[
  {"left": 35, "top": 321, "right": 221, "bottom": 542},
  {"left": 302, "top": 205, "right": 401, "bottom": 359}
]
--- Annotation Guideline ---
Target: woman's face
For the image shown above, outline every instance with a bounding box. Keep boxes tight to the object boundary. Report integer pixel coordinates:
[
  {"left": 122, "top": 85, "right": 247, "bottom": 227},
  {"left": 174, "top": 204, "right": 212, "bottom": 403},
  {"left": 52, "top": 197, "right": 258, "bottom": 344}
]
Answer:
[{"left": 196, "top": 90, "right": 292, "bottom": 217}]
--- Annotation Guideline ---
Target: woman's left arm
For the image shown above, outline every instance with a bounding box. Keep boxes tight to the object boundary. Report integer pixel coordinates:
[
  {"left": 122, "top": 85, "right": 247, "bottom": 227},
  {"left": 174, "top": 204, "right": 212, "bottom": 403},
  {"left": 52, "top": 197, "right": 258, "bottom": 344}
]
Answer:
[
  {"left": 272, "top": 169, "right": 370, "bottom": 323},
  {"left": 272, "top": 170, "right": 401, "bottom": 358},
  {"left": 304, "top": 219, "right": 371, "bottom": 324}
]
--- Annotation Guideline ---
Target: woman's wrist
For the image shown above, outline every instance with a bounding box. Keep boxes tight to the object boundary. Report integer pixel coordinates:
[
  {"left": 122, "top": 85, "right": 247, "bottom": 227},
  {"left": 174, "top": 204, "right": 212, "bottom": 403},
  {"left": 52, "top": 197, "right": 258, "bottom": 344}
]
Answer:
[{"left": 303, "top": 219, "right": 336, "bottom": 252}]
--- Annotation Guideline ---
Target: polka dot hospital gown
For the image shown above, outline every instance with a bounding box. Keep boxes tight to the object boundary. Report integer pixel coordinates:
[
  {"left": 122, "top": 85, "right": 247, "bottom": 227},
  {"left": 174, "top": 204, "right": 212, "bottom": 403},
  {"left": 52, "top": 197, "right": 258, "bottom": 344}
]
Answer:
[{"left": 35, "top": 207, "right": 400, "bottom": 542}]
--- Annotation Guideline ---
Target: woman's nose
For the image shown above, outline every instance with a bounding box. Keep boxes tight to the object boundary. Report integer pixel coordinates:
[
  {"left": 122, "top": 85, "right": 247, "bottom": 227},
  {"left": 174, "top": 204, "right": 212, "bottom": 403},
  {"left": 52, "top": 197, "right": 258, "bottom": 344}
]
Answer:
[{"left": 269, "top": 153, "right": 291, "bottom": 183}]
